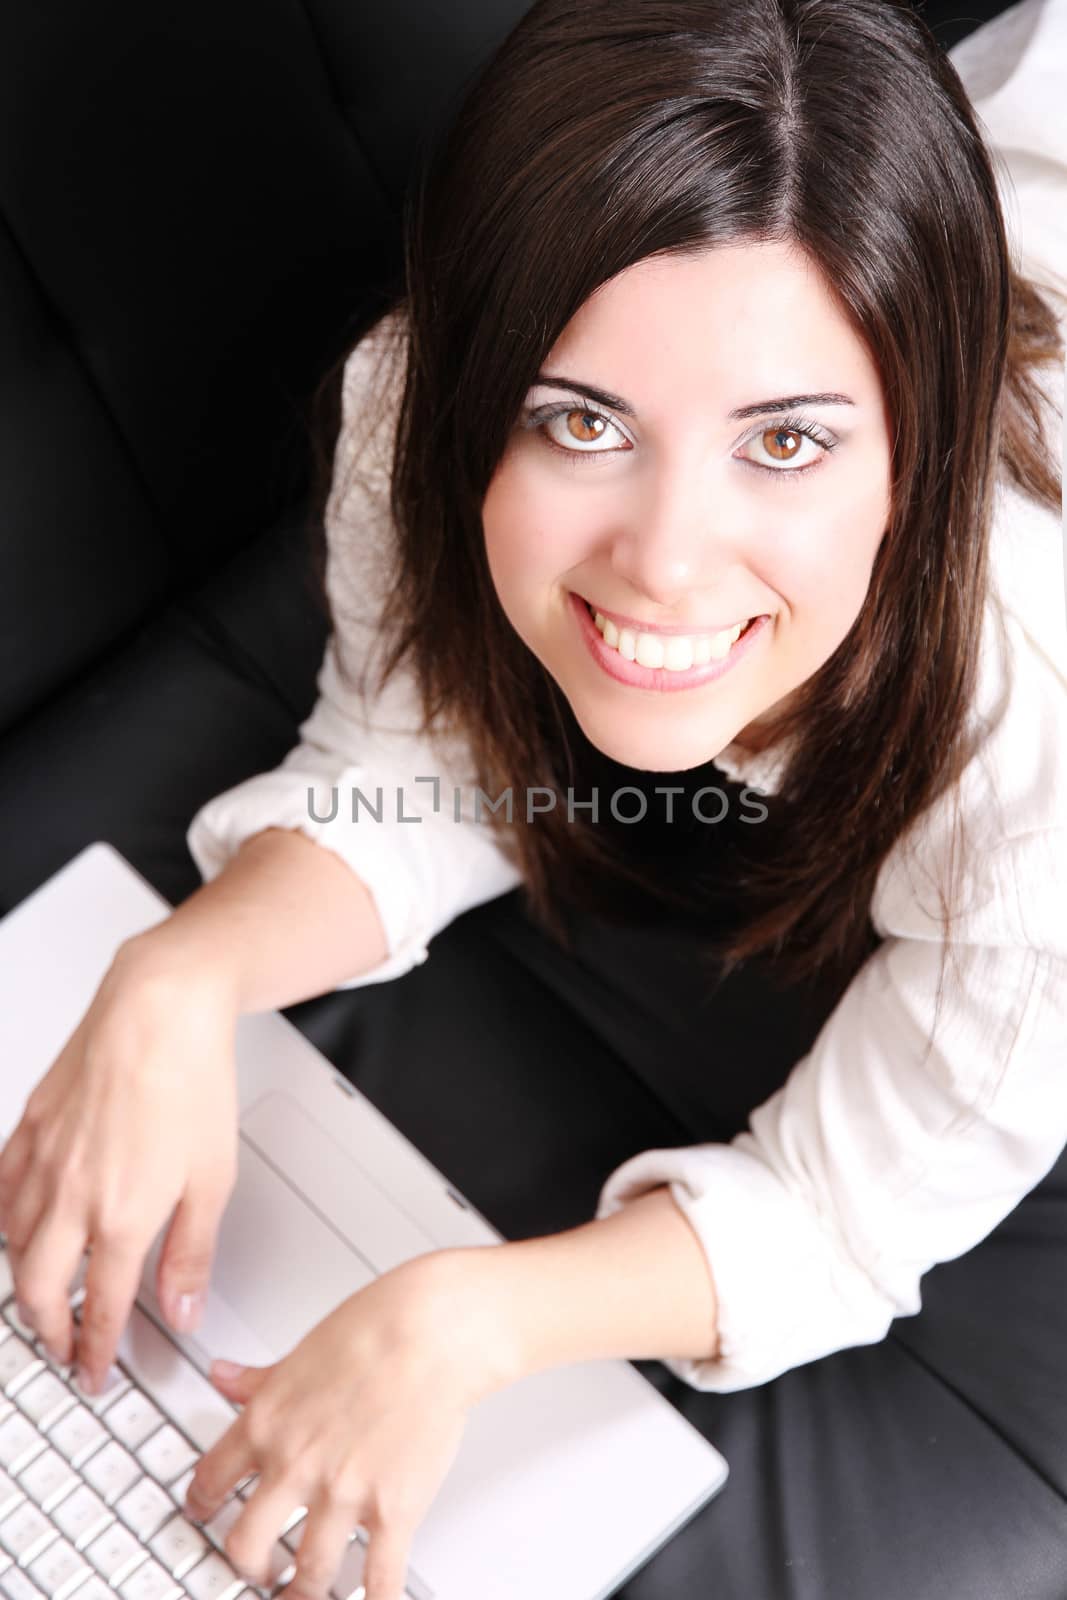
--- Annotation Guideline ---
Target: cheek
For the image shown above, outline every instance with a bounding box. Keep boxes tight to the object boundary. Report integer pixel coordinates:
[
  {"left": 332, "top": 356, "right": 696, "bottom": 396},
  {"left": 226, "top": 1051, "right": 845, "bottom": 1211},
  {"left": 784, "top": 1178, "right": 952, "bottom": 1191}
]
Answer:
[
  {"left": 761, "top": 473, "right": 889, "bottom": 630},
  {"left": 481, "top": 461, "right": 526, "bottom": 598},
  {"left": 482, "top": 456, "right": 595, "bottom": 599}
]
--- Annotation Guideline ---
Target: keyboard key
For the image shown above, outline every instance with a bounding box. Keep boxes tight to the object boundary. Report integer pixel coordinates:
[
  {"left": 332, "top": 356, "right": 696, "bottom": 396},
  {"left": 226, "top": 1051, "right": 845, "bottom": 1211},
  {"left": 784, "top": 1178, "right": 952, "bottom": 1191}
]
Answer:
[
  {"left": 203, "top": 1493, "right": 302, "bottom": 1551},
  {"left": 15, "top": 1450, "right": 78, "bottom": 1514},
  {"left": 0, "top": 1342, "right": 42, "bottom": 1397},
  {"left": 200, "top": 1496, "right": 242, "bottom": 1547},
  {"left": 148, "top": 1515, "right": 209, "bottom": 1579},
  {"left": 181, "top": 1550, "right": 247, "bottom": 1600},
  {"left": 25, "top": 1536, "right": 91, "bottom": 1600},
  {"left": 0, "top": 1469, "right": 22, "bottom": 1521},
  {"left": 1, "top": 1309, "right": 35, "bottom": 1344},
  {"left": 0, "top": 1309, "right": 72, "bottom": 1387},
  {"left": 0, "top": 1416, "right": 46, "bottom": 1475},
  {"left": 31, "top": 1347, "right": 72, "bottom": 1388},
  {"left": 0, "top": 1502, "right": 57, "bottom": 1564},
  {"left": 83, "top": 1520, "right": 147, "bottom": 1585},
  {"left": 81, "top": 1441, "right": 141, "bottom": 1507},
  {"left": 12, "top": 1380, "right": 71, "bottom": 1437},
  {"left": 0, "top": 1566, "right": 45, "bottom": 1600},
  {"left": 117, "top": 1558, "right": 183, "bottom": 1600},
  {"left": 74, "top": 1370, "right": 130, "bottom": 1416},
  {"left": 135, "top": 1428, "right": 197, "bottom": 1488},
  {"left": 326, "top": 1535, "right": 367, "bottom": 1600},
  {"left": 114, "top": 1479, "right": 176, "bottom": 1543},
  {"left": 44, "top": 1407, "right": 109, "bottom": 1470},
  {"left": 265, "top": 1544, "right": 296, "bottom": 1589},
  {"left": 168, "top": 1471, "right": 194, "bottom": 1511},
  {"left": 111, "top": 1309, "right": 237, "bottom": 1456},
  {"left": 50, "top": 1486, "right": 113, "bottom": 1551},
  {"left": 13, "top": 1379, "right": 73, "bottom": 1437},
  {"left": 279, "top": 1511, "right": 309, "bottom": 1553},
  {"left": 99, "top": 1393, "right": 164, "bottom": 1454},
  {"left": 201, "top": 1501, "right": 292, "bottom": 1589}
]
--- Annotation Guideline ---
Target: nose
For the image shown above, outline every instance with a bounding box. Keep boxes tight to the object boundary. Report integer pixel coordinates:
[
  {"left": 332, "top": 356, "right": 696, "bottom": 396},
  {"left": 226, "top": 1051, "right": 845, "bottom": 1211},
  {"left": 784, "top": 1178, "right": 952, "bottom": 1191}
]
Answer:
[{"left": 607, "top": 469, "right": 734, "bottom": 611}]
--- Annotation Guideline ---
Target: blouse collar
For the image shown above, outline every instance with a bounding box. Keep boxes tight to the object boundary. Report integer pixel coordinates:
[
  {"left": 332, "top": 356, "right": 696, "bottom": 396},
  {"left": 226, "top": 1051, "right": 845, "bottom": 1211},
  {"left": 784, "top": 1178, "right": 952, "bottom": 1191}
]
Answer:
[{"left": 711, "top": 734, "right": 798, "bottom": 795}]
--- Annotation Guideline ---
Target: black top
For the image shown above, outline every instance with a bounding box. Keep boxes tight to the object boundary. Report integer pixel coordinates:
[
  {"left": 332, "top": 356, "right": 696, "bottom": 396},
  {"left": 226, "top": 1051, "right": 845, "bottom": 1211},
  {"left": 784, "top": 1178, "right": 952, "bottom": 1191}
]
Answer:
[
  {"left": 511, "top": 700, "right": 878, "bottom": 1141},
  {"left": 550, "top": 696, "right": 781, "bottom": 934}
]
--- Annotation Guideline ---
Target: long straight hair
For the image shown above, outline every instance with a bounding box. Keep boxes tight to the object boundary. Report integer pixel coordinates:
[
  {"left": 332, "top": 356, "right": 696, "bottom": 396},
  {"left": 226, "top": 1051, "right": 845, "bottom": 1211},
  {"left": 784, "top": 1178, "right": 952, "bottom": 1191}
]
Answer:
[{"left": 319, "top": 0, "right": 1063, "bottom": 1026}]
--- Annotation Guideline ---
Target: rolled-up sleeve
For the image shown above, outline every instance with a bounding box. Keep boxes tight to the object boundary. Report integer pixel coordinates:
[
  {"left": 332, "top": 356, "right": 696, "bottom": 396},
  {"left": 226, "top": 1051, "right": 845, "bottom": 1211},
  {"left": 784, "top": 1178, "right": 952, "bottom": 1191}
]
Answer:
[
  {"left": 186, "top": 312, "right": 523, "bottom": 989},
  {"left": 596, "top": 827, "right": 1067, "bottom": 1391},
  {"left": 185, "top": 656, "right": 524, "bottom": 989}
]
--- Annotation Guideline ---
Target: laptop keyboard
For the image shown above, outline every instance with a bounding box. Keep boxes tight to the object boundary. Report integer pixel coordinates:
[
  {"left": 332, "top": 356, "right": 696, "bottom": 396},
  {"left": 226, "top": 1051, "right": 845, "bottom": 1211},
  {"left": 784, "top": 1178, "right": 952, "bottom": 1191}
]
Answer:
[{"left": 0, "top": 1244, "right": 430, "bottom": 1600}]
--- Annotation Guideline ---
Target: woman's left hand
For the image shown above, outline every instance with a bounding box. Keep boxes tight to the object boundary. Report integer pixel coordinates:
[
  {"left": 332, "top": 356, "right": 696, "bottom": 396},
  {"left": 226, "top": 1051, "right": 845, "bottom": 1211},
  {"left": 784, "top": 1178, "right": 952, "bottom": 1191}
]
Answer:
[{"left": 182, "top": 1251, "right": 512, "bottom": 1600}]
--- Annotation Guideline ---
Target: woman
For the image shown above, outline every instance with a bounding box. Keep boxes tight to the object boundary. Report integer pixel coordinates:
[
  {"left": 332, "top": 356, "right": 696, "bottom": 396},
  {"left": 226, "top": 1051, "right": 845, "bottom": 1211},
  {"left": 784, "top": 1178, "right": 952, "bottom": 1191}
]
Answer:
[{"left": 1, "top": 2, "right": 1064, "bottom": 1598}]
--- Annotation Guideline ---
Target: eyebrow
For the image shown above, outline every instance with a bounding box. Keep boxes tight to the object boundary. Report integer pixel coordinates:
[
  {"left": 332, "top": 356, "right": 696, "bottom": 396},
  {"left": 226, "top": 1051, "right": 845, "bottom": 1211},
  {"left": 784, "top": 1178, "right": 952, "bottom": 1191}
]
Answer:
[{"left": 531, "top": 373, "right": 856, "bottom": 420}]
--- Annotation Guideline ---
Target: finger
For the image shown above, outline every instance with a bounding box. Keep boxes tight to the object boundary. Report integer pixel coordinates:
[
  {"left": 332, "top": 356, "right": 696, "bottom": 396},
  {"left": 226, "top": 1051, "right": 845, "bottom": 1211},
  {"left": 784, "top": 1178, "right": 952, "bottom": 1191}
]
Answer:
[
  {"left": 14, "top": 1208, "right": 89, "bottom": 1366},
  {"left": 185, "top": 1414, "right": 258, "bottom": 1524},
  {"left": 362, "top": 1515, "right": 414, "bottom": 1600},
  {"left": 2, "top": 1154, "right": 52, "bottom": 1259},
  {"left": 221, "top": 1473, "right": 310, "bottom": 1590},
  {"left": 74, "top": 1228, "right": 148, "bottom": 1394},
  {"left": 155, "top": 1179, "right": 231, "bottom": 1334},
  {"left": 3, "top": 1237, "right": 29, "bottom": 1324},
  {"left": 6, "top": 1176, "right": 65, "bottom": 1333},
  {"left": 0, "top": 1121, "right": 33, "bottom": 1229},
  {"left": 286, "top": 1489, "right": 360, "bottom": 1600},
  {"left": 209, "top": 1360, "right": 274, "bottom": 1408}
]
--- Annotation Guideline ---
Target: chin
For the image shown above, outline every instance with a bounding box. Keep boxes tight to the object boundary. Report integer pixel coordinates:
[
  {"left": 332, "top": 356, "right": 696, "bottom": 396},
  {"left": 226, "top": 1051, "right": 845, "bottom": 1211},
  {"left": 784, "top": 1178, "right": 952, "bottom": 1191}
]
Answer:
[{"left": 572, "top": 704, "right": 735, "bottom": 774}]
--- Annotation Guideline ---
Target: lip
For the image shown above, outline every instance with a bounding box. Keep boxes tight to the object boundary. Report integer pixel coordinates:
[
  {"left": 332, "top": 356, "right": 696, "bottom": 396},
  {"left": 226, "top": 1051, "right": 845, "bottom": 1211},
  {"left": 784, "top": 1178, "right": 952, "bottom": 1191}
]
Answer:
[
  {"left": 569, "top": 591, "right": 770, "bottom": 693},
  {"left": 579, "top": 598, "right": 754, "bottom": 636}
]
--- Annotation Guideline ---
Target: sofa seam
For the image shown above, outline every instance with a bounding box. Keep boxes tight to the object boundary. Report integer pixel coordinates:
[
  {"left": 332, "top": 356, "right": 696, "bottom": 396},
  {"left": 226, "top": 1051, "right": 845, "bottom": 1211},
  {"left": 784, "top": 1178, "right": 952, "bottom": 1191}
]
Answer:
[
  {"left": 887, "top": 1325, "right": 1067, "bottom": 1507},
  {"left": 289, "top": 0, "right": 398, "bottom": 215},
  {"left": 0, "top": 204, "right": 175, "bottom": 550}
]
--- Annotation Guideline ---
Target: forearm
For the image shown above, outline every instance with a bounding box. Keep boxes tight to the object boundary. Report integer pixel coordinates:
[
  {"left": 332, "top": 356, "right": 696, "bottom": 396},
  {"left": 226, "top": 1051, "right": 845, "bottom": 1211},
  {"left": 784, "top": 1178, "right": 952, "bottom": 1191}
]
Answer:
[
  {"left": 438, "top": 1186, "right": 721, "bottom": 1394},
  {"left": 116, "top": 827, "right": 389, "bottom": 1014}
]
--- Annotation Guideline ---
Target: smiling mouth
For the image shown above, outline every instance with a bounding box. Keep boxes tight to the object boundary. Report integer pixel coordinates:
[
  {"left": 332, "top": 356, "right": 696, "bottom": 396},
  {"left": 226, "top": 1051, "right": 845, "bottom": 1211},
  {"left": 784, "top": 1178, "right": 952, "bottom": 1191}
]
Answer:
[{"left": 583, "top": 598, "right": 761, "bottom": 669}]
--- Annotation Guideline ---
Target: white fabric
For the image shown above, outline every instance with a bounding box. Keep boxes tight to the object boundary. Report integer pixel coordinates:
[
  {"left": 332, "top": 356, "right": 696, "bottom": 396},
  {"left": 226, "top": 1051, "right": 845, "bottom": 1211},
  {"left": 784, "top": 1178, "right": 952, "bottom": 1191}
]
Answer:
[
  {"left": 187, "top": 0, "right": 1067, "bottom": 1391},
  {"left": 186, "top": 318, "right": 525, "bottom": 986}
]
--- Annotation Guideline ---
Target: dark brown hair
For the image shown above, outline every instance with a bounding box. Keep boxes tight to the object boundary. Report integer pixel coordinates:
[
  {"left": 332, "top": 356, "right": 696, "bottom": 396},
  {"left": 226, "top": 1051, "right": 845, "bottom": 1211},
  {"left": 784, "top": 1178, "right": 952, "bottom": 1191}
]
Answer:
[{"left": 320, "top": 0, "right": 1064, "bottom": 1028}]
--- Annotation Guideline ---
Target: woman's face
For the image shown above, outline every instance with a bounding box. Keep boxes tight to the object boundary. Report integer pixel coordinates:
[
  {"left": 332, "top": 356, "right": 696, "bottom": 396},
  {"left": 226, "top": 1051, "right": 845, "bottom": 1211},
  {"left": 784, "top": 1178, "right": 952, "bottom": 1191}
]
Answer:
[{"left": 481, "top": 241, "right": 894, "bottom": 772}]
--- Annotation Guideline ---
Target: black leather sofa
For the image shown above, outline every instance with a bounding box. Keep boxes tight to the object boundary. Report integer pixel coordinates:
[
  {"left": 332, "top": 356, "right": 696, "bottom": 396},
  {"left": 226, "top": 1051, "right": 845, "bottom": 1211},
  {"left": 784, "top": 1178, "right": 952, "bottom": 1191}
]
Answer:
[{"left": 4, "top": 3, "right": 1064, "bottom": 1597}]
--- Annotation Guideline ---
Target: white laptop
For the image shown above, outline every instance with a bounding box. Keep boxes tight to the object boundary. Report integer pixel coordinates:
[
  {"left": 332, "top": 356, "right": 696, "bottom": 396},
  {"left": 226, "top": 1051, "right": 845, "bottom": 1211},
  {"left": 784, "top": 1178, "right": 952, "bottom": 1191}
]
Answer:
[{"left": 0, "top": 842, "right": 728, "bottom": 1600}]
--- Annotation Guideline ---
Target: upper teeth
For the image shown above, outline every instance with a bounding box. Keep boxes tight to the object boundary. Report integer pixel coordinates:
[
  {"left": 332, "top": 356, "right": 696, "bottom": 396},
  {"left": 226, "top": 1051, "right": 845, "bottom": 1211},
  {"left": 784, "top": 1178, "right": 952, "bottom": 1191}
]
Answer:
[{"left": 591, "top": 608, "right": 748, "bottom": 669}]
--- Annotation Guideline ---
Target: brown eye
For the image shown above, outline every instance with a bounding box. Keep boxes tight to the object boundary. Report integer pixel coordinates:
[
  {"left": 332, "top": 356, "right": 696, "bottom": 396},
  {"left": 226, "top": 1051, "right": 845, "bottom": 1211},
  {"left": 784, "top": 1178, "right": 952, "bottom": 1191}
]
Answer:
[
  {"left": 737, "top": 417, "right": 832, "bottom": 475},
  {"left": 534, "top": 403, "right": 630, "bottom": 460},
  {"left": 564, "top": 410, "right": 609, "bottom": 443},
  {"left": 762, "top": 427, "right": 803, "bottom": 461}
]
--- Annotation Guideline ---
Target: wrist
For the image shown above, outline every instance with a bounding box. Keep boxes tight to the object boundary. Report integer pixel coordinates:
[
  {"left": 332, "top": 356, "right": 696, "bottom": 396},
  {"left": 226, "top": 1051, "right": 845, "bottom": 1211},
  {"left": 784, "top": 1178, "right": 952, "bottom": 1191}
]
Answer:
[
  {"left": 111, "top": 925, "right": 242, "bottom": 1016},
  {"left": 411, "top": 1189, "right": 720, "bottom": 1386},
  {"left": 402, "top": 1248, "right": 527, "bottom": 1405}
]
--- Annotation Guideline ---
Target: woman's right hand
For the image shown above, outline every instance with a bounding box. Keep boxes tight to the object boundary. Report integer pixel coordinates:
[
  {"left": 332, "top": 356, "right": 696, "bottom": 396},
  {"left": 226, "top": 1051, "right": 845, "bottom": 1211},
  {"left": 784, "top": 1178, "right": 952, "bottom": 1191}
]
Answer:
[{"left": 0, "top": 935, "right": 241, "bottom": 1394}]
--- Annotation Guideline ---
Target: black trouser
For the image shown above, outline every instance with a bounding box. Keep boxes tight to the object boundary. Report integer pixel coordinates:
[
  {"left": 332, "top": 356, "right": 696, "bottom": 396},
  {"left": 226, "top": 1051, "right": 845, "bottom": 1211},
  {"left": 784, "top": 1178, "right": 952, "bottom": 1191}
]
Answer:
[{"left": 287, "top": 885, "right": 1067, "bottom": 1600}]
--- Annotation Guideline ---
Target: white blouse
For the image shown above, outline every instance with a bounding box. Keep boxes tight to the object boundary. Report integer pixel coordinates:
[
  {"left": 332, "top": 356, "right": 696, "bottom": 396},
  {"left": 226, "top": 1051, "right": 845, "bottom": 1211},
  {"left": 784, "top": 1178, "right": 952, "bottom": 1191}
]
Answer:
[{"left": 188, "top": 0, "right": 1067, "bottom": 1392}]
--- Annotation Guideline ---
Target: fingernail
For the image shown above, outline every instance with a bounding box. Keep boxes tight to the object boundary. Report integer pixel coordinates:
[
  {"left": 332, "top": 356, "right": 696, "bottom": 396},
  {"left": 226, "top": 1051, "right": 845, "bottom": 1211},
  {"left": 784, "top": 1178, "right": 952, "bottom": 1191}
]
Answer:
[
  {"left": 212, "top": 1359, "right": 243, "bottom": 1380},
  {"left": 15, "top": 1300, "right": 34, "bottom": 1332},
  {"left": 174, "top": 1291, "right": 205, "bottom": 1332},
  {"left": 74, "top": 1365, "right": 98, "bottom": 1396}
]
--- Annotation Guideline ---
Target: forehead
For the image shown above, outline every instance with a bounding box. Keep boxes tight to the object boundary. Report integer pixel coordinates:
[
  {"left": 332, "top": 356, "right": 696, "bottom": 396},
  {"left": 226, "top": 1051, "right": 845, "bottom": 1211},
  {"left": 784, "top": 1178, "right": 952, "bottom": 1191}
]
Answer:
[{"left": 546, "top": 241, "right": 882, "bottom": 404}]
